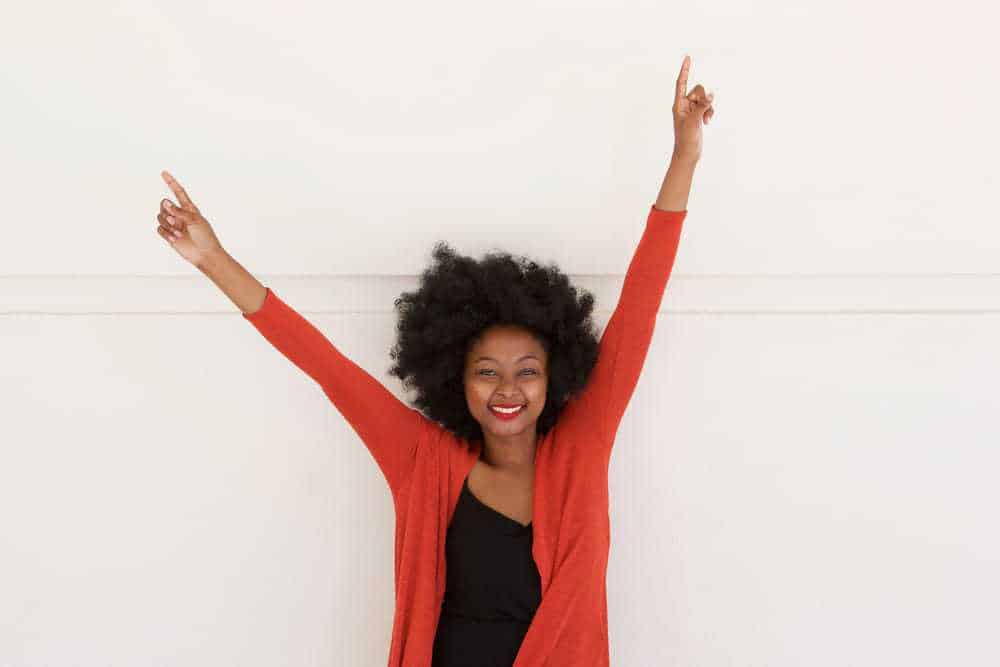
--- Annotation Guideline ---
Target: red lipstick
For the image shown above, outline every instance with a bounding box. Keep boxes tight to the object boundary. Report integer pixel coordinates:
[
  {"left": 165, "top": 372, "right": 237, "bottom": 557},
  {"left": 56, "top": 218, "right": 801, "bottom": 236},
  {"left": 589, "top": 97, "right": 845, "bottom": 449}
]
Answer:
[{"left": 489, "top": 404, "right": 525, "bottom": 420}]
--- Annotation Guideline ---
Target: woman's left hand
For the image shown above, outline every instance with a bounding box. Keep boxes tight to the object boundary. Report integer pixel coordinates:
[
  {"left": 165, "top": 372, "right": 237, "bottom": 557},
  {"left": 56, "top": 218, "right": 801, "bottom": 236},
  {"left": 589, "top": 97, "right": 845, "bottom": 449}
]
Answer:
[{"left": 672, "top": 54, "right": 714, "bottom": 162}]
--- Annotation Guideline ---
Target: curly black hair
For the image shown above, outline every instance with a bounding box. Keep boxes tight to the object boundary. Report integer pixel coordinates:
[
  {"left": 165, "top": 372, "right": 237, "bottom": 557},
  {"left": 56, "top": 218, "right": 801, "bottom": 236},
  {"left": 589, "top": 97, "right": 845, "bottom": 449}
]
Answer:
[{"left": 387, "top": 240, "right": 601, "bottom": 445}]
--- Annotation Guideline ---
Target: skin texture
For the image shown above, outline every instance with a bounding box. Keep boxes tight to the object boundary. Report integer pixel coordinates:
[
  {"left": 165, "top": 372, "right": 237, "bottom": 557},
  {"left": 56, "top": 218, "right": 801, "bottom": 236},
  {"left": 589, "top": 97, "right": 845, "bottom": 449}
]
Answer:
[{"left": 464, "top": 324, "right": 548, "bottom": 473}]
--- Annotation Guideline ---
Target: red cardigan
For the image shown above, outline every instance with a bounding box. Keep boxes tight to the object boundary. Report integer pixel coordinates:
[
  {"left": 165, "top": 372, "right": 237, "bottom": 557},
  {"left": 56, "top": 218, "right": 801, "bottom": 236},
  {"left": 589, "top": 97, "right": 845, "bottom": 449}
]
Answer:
[{"left": 242, "top": 205, "right": 686, "bottom": 666}]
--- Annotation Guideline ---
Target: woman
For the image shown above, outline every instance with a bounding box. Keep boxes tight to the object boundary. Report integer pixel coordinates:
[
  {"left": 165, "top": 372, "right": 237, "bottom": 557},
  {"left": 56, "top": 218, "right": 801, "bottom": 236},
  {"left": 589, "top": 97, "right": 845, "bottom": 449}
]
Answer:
[{"left": 154, "top": 55, "right": 713, "bottom": 667}]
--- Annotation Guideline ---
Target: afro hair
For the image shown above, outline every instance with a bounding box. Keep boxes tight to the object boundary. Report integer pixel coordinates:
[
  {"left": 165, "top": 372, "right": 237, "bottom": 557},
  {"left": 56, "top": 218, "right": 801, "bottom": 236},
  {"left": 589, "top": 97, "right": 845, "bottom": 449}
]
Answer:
[{"left": 387, "top": 240, "right": 601, "bottom": 445}]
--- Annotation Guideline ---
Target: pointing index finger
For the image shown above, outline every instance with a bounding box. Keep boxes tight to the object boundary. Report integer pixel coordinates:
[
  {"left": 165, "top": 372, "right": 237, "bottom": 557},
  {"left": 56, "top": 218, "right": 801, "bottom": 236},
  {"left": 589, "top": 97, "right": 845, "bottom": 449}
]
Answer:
[
  {"left": 675, "top": 54, "right": 690, "bottom": 103},
  {"left": 160, "top": 170, "right": 199, "bottom": 213}
]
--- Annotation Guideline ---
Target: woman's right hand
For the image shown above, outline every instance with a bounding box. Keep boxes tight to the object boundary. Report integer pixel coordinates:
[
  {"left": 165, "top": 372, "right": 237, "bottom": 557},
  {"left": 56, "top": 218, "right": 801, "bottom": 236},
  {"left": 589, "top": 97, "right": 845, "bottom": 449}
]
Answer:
[{"left": 156, "top": 170, "right": 224, "bottom": 267}]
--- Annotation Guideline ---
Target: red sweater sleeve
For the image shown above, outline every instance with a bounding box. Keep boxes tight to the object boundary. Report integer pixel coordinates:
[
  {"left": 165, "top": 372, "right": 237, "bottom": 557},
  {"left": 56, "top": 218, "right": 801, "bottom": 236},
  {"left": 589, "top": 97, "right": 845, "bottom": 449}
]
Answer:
[
  {"left": 242, "top": 287, "right": 427, "bottom": 497},
  {"left": 568, "top": 205, "right": 686, "bottom": 458}
]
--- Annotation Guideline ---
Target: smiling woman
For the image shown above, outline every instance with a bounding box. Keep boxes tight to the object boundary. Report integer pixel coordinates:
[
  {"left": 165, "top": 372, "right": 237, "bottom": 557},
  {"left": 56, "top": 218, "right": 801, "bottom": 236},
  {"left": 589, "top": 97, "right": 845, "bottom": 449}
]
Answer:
[
  {"left": 234, "top": 201, "right": 687, "bottom": 666},
  {"left": 383, "top": 239, "right": 612, "bottom": 665},
  {"left": 387, "top": 240, "right": 602, "bottom": 451},
  {"left": 168, "top": 52, "right": 703, "bottom": 667},
  {"left": 464, "top": 324, "right": 549, "bottom": 467}
]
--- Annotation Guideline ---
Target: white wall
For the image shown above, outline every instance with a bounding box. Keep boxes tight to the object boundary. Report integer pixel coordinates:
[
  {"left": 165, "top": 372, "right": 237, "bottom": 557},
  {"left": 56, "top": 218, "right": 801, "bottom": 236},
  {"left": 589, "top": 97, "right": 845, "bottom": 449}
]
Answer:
[{"left": 2, "top": 0, "right": 998, "bottom": 665}]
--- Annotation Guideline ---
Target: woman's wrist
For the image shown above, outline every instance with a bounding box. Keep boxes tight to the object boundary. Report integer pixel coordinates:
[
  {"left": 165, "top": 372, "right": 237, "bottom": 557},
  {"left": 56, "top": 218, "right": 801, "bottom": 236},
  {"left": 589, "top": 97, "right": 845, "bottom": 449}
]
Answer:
[
  {"left": 654, "top": 153, "right": 699, "bottom": 211},
  {"left": 671, "top": 147, "right": 700, "bottom": 167}
]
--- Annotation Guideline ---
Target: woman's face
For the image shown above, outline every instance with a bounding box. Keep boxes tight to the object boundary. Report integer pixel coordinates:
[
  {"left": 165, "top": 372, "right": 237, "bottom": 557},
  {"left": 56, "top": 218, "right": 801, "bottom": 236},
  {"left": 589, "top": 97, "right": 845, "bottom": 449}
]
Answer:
[{"left": 464, "top": 325, "right": 548, "bottom": 439}]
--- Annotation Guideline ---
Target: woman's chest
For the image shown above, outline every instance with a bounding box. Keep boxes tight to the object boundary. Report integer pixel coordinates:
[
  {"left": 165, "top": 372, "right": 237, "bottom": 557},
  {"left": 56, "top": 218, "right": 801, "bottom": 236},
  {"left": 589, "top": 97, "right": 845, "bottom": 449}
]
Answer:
[{"left": 466, "top": 460, "right": 534, "bottom": 528}]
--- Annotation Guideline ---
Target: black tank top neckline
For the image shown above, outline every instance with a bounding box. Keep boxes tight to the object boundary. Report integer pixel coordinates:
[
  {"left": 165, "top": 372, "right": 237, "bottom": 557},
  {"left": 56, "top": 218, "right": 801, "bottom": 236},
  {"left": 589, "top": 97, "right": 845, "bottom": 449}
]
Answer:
[{"left": 462, "top": 474, "right": 533, "bottom": 532}]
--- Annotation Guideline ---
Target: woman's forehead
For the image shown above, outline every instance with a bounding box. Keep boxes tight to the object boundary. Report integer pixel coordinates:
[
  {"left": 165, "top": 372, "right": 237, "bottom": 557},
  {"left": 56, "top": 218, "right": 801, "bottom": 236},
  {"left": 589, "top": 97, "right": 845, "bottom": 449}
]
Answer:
[{"left": 468, "top": 326, "right": 546, "bottom": 355}]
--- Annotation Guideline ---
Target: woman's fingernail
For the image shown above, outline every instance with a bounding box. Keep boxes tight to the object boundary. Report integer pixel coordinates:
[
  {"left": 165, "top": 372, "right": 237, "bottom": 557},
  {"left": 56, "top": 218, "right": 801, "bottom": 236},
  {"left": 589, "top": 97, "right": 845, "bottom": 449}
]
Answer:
[
  {"left": 164, "top": 201, "right": 172, "bottom": 210},
  {"left": 167, "top": 215, "right": 175, "bottom": 224}
]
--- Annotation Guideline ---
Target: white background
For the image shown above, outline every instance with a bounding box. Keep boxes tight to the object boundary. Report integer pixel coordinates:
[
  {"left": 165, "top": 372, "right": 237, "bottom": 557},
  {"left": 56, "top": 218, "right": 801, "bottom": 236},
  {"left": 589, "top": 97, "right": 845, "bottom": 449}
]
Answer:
[{"left": 2, "top": 0, "right": 998, "bottom": 664}]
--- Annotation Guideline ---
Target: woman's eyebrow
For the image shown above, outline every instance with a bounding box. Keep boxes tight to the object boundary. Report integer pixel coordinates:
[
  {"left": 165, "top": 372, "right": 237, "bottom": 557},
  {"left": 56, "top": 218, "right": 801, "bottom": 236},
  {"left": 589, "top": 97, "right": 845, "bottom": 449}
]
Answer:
[{"left": 474, "top": 355, "right": 539, "bottom": 363}]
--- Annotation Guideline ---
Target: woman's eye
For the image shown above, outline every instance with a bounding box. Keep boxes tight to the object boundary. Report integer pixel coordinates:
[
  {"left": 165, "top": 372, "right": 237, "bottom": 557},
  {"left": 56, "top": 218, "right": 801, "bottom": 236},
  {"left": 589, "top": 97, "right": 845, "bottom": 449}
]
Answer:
[{"left": 478, "top": 369, "right": 537, "bottom": 376}]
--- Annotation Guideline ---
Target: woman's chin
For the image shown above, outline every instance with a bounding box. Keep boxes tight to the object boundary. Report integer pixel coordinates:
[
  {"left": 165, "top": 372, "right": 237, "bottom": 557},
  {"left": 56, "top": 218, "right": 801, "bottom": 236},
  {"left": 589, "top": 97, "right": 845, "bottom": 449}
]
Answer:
[{"left": 484, "top": 415, "right": 536, "bottom": 435}]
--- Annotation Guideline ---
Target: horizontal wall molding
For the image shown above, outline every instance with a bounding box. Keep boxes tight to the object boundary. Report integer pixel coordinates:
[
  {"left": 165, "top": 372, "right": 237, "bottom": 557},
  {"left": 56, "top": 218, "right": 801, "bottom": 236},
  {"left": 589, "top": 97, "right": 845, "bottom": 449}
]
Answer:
[{"left": 1, "top": 274, "right": 999, "bottom": 315}]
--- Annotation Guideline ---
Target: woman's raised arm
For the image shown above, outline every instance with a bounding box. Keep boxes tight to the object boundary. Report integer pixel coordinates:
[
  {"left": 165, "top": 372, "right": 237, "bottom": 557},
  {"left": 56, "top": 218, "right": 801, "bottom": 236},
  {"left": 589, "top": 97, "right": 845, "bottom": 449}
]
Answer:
[
  {"left": 155, "top": 171, "right": 267, "bottom": 315},
  {"left": 154, "top": 171, "right": 427, "bottom": 498},
  {"left": 561, "top": 55, "right": 712, "bottom": 463}
]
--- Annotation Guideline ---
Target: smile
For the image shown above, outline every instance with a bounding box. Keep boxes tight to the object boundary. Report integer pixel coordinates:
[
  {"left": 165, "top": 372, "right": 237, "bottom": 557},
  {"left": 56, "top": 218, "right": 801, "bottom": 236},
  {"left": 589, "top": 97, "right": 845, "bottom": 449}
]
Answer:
[{"left": 490, "top": 405, "right": 524, "bottom": 418}]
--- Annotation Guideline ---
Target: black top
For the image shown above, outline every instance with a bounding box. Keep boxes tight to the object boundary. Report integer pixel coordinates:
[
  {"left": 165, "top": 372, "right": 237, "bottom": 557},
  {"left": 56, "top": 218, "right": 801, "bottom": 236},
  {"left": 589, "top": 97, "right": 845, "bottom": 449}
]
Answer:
[{"left": 431, "top": 474, "right": 542, "bottom": 667}]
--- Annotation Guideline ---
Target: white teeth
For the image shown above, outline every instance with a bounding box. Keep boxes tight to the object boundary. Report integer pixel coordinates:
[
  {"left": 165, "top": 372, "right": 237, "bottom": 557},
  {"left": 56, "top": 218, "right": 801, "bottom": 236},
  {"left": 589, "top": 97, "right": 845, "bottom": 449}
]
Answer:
[{"left": 491, "top": 405, "right": 523, "bottom": 414}]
